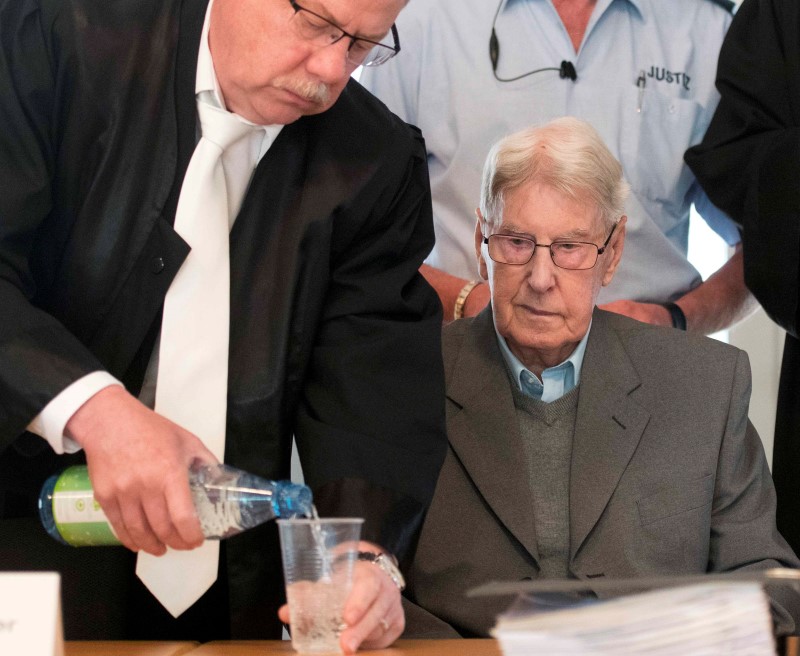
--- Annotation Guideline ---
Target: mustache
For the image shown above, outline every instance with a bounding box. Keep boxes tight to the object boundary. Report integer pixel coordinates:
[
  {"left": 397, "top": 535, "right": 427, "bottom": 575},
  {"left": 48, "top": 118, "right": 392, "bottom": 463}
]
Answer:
[{"left": 274, "top": 77, "right": 330, "bottom": 105}]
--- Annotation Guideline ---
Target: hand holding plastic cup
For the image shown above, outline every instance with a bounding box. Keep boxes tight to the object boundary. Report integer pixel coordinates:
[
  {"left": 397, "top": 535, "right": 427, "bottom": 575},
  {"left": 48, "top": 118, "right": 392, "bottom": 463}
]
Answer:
[{"left": 277, "top": 517, "right": 364, "bottom": 654}]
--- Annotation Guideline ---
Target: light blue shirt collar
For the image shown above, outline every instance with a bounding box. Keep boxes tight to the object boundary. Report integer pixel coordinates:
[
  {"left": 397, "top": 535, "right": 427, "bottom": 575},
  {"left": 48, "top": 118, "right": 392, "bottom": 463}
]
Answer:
[{"left": 495, "top": 318, "right": 592, "bottom": 403}]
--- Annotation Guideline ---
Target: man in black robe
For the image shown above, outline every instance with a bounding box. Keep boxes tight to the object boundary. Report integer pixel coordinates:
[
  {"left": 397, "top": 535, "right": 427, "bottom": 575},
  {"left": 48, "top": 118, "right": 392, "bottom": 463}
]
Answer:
[
  {"left": 685, "top": 0, "right": 800, "bottom": 561},
  {"left": 0, "top": 0, "right": 446, "bottom": 645}
]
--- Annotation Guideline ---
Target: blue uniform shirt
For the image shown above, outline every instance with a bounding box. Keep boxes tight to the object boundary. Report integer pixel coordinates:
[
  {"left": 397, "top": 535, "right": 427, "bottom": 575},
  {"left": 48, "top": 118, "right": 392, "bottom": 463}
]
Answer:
[{"left": 361, "top": 0, "right": 738, "bottom": 304}]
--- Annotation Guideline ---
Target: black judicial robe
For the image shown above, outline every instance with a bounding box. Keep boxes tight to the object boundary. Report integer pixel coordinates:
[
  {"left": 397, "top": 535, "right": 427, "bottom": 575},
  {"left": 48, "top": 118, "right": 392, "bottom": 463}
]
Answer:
[
  {"left": 685, "top": 0, "right": 800, "bottom": 558},
  {"left": 0, "top": 0, "right": 446, "bottom": 639}
]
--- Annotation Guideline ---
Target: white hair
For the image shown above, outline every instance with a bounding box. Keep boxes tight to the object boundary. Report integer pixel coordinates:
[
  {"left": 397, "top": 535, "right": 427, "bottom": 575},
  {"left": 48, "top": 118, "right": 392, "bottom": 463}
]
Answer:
[{"left": 479, "top": 117, "right": 629, "bottom": 230}]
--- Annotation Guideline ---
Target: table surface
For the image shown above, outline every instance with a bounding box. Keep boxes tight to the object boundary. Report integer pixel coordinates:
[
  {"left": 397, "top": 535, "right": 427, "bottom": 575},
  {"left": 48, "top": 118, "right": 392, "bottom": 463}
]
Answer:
[
  {"left": 58, "top": 637, "right": 800, "bottom": 656},
  {"left": 190, "top": 640, "right": 501, "bottom": 655},
  {"left": 65, "top": 642, "right": 199, "bottom": 656},
  {"left": 64, "top": 640, "right": 502, "bottom": 656}
]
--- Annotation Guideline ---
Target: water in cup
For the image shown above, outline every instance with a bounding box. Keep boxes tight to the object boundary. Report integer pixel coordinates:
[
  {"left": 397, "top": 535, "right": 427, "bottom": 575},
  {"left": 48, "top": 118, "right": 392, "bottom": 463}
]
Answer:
[
  {"left": 278, "top": 516, "right": 364, "bottom": 654},
  {"left": 285, "top": 577, "right": 351, "bottom": 653}
]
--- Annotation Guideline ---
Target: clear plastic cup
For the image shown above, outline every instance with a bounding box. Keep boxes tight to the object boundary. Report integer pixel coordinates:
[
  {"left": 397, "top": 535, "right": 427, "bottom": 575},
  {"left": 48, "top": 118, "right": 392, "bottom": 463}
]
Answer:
[{"left": 277, "top": 517, "right": 364, "bottom": 654}]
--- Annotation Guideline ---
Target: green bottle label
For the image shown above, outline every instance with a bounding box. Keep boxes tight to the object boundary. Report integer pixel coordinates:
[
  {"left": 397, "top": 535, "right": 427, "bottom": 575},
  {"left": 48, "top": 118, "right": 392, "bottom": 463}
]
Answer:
[{"left": 52, "top": 466, "right": 120, "bottom": 546}]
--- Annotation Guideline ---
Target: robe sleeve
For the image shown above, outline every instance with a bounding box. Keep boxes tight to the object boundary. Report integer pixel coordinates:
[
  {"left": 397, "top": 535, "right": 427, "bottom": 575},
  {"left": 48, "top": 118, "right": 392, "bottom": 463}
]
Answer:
[{"left": 685, "top": 0, "right": 800, "bottom": 336}]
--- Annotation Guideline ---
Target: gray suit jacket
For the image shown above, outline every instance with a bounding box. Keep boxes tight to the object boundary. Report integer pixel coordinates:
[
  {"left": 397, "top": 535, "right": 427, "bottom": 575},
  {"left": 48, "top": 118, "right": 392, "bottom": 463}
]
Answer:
[{"left": 403, "top": 308, "right": 800, "bottom": 637}]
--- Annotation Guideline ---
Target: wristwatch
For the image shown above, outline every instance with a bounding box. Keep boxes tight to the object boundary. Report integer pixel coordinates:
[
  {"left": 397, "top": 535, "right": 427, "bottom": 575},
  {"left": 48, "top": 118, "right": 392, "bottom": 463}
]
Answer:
[
  {"left": 357, "top": 551, "right": 406, "bottom": 591},
  {"left": 454, "top": 279, "right": 481, "bottom": 321}
]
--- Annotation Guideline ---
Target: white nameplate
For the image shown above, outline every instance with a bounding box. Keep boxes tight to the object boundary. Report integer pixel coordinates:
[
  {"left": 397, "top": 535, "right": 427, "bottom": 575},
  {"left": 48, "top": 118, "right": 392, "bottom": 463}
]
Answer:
[{"left": 0, "top": 572, "right": 63, "bottom": 656}]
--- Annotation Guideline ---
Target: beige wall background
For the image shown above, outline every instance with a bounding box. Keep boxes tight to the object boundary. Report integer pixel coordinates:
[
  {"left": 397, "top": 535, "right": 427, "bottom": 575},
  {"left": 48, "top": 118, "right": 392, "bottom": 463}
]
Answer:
[{"left": 728, "top": 308, "right": 783, "bottom": 466}]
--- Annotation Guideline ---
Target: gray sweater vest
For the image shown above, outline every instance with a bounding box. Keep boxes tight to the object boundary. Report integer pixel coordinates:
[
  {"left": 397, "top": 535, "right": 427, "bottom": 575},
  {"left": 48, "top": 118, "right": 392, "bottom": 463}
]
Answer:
[{"left": 510, "top": 382, "right": 580, "bottom": 579}]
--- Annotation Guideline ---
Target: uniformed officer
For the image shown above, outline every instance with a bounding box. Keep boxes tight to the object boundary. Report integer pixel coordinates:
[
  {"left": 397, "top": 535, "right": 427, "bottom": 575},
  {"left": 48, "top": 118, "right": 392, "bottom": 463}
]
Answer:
[{"left": 362, "top": 0, "right": 756, "bottom": 334}]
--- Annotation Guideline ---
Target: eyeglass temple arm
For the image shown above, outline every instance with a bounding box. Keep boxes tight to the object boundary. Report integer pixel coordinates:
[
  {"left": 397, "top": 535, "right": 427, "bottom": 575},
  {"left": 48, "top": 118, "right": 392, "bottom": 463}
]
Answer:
[{"left": 597, "top": 221, "right": 619, "bottom": 254}]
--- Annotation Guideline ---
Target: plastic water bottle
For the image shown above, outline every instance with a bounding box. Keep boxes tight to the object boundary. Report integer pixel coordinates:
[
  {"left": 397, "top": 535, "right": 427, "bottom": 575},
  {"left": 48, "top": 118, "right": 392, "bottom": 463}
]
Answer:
[{"left": 38, "top": 464, "right": 313, "bottom": 546}]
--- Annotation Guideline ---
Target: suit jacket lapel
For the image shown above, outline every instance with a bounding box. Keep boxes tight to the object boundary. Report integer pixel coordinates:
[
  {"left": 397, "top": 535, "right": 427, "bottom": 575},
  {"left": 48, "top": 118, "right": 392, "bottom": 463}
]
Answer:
[
  {"left": 570, "top": 309, "right": 651, "bottom": 561},
  {"left": 447, "top": 310, "right": 540, "bottom": 564}
]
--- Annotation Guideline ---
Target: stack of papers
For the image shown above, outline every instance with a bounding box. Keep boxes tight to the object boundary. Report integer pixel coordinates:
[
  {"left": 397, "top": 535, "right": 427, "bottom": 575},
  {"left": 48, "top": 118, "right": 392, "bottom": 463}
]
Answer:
[{"left": 491, "top": 582, "right": 776, "bottom": 655}]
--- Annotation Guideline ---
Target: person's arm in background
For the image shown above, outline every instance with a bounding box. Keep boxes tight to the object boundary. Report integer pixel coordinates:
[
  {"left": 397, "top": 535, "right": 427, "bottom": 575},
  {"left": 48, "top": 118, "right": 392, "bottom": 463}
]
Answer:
[
  {"left": 601, "top": 189, "right": 759, "bottom": 333},
  {"left": 421, "top": 264, "right": 490, "bottom": 322},
  {"left": 600, "top": 244, "right": 758, "bottom": 333},
  {"left": 685, "top": 0, "right": 800, "bottom": 337}
]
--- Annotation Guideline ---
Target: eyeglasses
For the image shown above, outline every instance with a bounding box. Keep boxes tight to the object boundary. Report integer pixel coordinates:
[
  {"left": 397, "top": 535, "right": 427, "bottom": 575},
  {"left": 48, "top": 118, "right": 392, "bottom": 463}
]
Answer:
[
  {"left": 288, "top": 0, "right": 401, "bottom": 68},
  {"left": 483, "top": 223, "right": 618, "bottom": 270}
]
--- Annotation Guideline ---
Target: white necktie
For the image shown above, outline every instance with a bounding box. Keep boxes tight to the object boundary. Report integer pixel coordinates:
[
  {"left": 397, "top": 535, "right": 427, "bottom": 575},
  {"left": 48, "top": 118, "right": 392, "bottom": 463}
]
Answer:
[{"left": 136, "top": 101, "right": 259, "bottom": 618}]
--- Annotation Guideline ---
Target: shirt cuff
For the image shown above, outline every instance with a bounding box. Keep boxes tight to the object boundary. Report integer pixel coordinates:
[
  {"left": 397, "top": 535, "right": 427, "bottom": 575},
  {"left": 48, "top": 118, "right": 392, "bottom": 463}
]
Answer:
[
  {"left": 693, "top": 192, "right": 742, "bottom": 246},
  {"left": 26, "top": 372, "right": 124, "bottom": 454}
]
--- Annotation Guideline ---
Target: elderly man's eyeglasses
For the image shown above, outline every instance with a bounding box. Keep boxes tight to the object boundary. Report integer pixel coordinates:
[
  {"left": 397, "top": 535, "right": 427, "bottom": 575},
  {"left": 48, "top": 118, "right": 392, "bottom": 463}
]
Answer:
[
  {"left": 483, "top": 223, "right": 618, "bottom": 270},
  {"left": 288, "top": 0, "right": 401, "bottom": 67}
]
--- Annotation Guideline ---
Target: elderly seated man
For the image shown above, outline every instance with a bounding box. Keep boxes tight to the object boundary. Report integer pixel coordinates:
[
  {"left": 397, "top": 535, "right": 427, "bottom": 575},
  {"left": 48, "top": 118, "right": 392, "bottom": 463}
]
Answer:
[{"left": 402, "top": 117, "right": 800, "bottom": 638}]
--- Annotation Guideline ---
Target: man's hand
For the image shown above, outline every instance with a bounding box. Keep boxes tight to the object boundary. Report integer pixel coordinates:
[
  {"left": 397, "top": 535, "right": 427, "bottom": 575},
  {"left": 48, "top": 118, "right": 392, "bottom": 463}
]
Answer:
[
  {"left": 598, "top": 299, "right": 674, "bottom": 327},
  {"left": 65, "top": 385, "right": 218, "bottom": 555},
  {"left": 278, "top": 541, "right": 405, "bottom": 653},
  {"left": 600, "top": 247, "right": 760, "bottom": 334}
]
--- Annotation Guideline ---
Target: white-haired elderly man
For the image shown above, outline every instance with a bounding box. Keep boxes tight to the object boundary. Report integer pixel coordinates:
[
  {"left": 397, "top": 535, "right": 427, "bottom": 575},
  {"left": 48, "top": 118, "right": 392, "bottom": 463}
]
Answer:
[{"left": 400, "top": 116, "right": 800, "bottom": 639}]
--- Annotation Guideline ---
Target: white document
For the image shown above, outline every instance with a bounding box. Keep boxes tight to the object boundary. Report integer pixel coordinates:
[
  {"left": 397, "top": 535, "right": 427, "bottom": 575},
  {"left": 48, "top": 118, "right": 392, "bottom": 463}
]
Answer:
[
  {"left": 491, "top": 582, "right": 776, "bottom": 656},
  {"left": 0, "top": 572, "right": 63, "bottom": 656}
]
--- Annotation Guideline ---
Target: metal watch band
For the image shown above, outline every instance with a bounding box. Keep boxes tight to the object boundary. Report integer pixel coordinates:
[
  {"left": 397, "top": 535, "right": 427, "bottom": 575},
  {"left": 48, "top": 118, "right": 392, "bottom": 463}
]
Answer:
[
  {"left": 357, "top": 551, "right": 406, "bottom": 591},
  {"left": 454, "top": 279, "right": 481, "bottom": 321}
]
